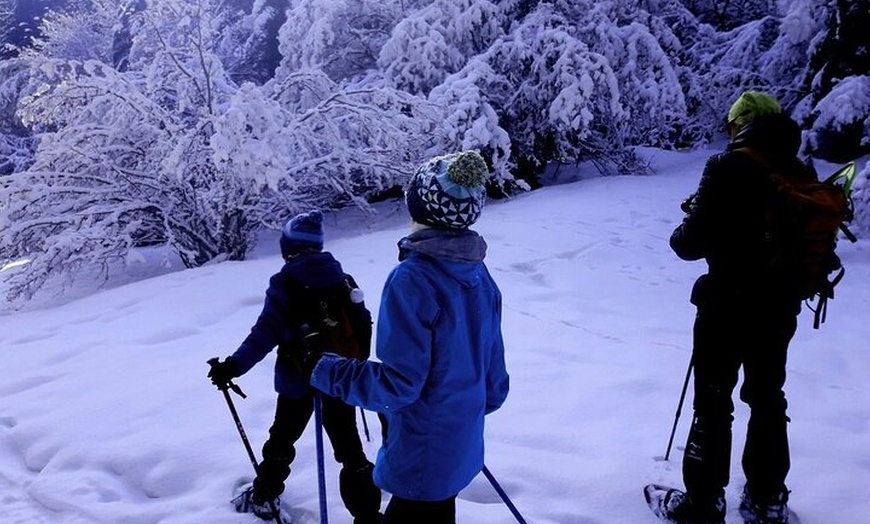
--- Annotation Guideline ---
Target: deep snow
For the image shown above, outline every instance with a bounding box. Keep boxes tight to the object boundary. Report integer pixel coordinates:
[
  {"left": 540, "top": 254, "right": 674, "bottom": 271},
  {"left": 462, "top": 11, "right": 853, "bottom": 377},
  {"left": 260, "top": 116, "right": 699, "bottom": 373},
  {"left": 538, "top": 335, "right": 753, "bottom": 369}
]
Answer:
[{"left": 2, "top": 147, "right": 869, "bottom": 524}]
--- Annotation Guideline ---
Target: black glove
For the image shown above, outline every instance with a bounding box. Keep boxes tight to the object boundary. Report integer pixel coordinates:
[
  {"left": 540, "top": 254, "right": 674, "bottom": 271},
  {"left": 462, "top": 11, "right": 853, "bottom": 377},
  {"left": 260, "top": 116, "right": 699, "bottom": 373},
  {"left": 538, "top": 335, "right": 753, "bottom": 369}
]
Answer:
[
  {"left": 299, "top": 325, "right": 326, "bottom": 379},
  {"left": 302, "top": 350, "right": 325, "bottom": 380},
  {"left": 680, "top": 193, "right": 697, "bottom": 213},
  {"left": 207, "top": 357, "right": 240, "bottom": 390}
]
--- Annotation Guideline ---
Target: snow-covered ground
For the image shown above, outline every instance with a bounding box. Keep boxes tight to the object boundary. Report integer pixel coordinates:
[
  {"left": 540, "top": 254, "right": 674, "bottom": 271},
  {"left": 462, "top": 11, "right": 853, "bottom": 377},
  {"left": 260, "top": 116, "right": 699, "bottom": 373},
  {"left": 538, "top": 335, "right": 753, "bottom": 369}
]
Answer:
[{"left": 2, "top": 147, "right": 868, "bottom": 524}]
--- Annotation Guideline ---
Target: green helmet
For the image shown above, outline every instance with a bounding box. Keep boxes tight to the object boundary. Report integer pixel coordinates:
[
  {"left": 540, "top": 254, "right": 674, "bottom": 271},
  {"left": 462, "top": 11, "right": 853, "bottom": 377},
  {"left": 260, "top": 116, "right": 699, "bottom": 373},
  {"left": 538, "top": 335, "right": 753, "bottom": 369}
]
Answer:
[{"left": 727, "top": 91, "right": 782, "bottom": 127}]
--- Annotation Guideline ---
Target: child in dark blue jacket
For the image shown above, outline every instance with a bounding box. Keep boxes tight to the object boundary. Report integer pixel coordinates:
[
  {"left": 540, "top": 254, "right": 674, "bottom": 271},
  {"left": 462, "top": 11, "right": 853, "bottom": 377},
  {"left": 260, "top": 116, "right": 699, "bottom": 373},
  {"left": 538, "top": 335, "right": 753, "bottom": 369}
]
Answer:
[
  {"left": 308, "top": 151, "right": 510, "bottom": 524},
  {"left": 209, "top": 210, "right": 381, "bottom": 523}
]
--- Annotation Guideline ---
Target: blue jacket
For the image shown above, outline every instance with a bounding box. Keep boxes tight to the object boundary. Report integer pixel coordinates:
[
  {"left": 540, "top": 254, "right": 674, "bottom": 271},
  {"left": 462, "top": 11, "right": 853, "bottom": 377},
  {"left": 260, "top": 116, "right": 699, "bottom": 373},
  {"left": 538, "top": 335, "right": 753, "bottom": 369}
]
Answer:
[
  {"left": 230, "top": 251, "right": 349, "bottom": 398},
  {"left": 311, "top": 228, "right": 510, "bottom": 501}
]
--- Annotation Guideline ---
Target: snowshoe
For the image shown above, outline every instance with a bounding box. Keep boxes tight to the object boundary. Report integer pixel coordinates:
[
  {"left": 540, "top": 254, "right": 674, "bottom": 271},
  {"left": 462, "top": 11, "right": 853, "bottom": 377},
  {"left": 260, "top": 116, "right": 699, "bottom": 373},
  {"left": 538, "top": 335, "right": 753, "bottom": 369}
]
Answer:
[
  {"left": 739, "top": 488, "right": 796, "bottom": 524},
  {"left": 643, "top": 484, "right": 725, "bottom": 524},
  {"left": 232, "top": 480, "right": 283, "bottom": 522}
]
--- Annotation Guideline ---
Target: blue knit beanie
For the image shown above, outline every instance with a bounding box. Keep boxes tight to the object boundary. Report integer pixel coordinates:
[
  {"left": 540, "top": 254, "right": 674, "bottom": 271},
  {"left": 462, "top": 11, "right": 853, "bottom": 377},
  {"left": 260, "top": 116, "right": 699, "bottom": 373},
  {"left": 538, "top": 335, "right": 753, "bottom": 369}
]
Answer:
[
  {"left": 280, "top": 209, "right": 324, "bottom": 258},
  {"left": 405, "top": 150, "right": 488, "bottom": 230}
]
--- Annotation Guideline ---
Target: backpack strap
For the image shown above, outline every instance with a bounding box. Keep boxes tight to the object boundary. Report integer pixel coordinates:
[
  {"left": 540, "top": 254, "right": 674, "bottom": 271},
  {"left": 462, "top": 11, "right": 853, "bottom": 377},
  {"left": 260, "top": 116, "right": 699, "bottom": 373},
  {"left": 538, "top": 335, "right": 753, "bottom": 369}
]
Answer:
[
  {"left": 808, "top": 266, "right": 844, "bottom": 328},
  {"left": 734, "top": 146, "right": 781, "bottom": 195},
  {"left": 840, "top": 222, "right": 858, "bottom": 243},
  {"left": 733, "top": 146, "right": 769, "bottom": 168},
  {"left": 812, "top": 294, "right": 828, "bottom": 330},
  {"left": 271, "top": 273, "right": 333, "bottom": 367}
]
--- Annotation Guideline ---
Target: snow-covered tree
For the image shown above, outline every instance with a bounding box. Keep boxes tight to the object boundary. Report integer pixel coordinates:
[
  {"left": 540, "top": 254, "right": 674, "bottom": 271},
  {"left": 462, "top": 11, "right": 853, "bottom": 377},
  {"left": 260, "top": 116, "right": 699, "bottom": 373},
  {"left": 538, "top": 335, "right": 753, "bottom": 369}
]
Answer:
[
  {"left": 378, "top": 0, "right": 504, "bottom": 95},
  {"left": 0, "top": 0, "right": 14, "bottom": 53},
  {"left": 24, "top": 0, "right": 118, "bottom": 63},
  {"left": 0, "top": 0, "right": 447, "bottom": 304},
  {"left": 217, "top": 0, "right": 286, "bottom": 85},
  {"left": 0, "top": 57, "right": 34, "bottom": 175},
  {"left": 0, "top": 57, "right": 30, "bottom": 132},
  {"left": 277, "top": 0, "right": 399, "bottom": 83},
  {"left": 682, "top": 0, "right": 777, "bottom": 31},
  {"left": 677, "top": 11, "right": 792, "bottom": 143},
  {"left": 498, "top": 6, "right": 635, "bottom": 177},
  {"left": 748, "top": 0, "right": 826, "bottom": 108},
  {"left": 851, "top": 160, "right": 870, "bottom": 237},
  {"left": 233, "top": 69, "right": 440, "bottom": 226},
  {"left": 497, "top": 0, "right": 543, "bottom": 21},
  {"left": 796, "top": 0, "right": 870, "bottom": 161},
  {"left": 671, "top": 0, "right": 867, "bottom": 151},
  {"left": 0, "top": 58, "right": 37, "bottom": 176},
  {"left": 111, "top": 0, "right": 145, "bottom": 72},
  {"left": 1, "top": 59, "right": 169, "bottom": 301},
  {"left": 572, "top": 1, "right": 688, "bottom": 148},
  {"left": 431, "top": 3, "right": 666, "bottom": 188},
  {"left": 0, "top": 132, "right": 33, "bottom": 176},
  {"left": 428, "top": 58, "right": 515, "bottom": 188},
  {"left": 0, "top": 0, "right": 248, "bottom": 302},
  {"left": 800, "top": 75, "right": 870, "bottom": 163}
]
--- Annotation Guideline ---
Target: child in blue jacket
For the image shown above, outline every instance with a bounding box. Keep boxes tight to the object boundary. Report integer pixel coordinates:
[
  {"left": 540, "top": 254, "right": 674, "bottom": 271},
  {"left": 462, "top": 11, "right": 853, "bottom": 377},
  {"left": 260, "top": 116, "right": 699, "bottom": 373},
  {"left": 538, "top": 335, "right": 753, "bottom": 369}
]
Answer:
[
  {"left": 308, "top": 150, "right": 510, "bottom": 523},
  {"left": 208, "top": 210, "right": 381, "bottom": 523}
]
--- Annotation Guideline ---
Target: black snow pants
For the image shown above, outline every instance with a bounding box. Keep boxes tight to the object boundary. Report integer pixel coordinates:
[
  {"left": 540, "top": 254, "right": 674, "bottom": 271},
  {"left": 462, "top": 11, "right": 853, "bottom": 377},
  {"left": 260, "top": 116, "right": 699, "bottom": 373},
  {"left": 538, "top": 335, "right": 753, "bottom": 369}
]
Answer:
[
  {"left": 383, "top": 495, "right": 457, "bottom": 524},
  {"left": 253, "top": 392, "right": 381, "bottom": 519},
  {"left": 682, "top": 301, "right": 798, "bottom": 507}
]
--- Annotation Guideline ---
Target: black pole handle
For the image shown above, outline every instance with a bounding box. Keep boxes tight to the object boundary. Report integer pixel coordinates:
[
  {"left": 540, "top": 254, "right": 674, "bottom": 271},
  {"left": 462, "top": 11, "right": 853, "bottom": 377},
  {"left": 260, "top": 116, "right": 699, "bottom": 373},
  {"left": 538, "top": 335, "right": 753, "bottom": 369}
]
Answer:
[{"left": 207, "top": 357, "right": 247, "bottom": 398}]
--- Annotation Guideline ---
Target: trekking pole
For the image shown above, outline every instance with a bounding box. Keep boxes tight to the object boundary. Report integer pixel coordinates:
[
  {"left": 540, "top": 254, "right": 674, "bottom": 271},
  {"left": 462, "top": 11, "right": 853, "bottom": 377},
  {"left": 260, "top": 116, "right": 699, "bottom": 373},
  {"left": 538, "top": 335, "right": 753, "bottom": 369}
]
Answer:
[
  {"left": 298, "top": 324, "right": 330, "bottom": 524},
  {"left": 482, "top": 465, "right": 528, "bottom": 524},
  {"left": 664, "top": 355, "right": 694, "bottom": 461},
  {"left": 359, "top": 407, "right": 371, "bottom": 442},
  {"left": 207, "top": 358, "right": 284, "bottom": 524},
  {"left": 313, "top": 392, "right": 329, "bottom": 524}
]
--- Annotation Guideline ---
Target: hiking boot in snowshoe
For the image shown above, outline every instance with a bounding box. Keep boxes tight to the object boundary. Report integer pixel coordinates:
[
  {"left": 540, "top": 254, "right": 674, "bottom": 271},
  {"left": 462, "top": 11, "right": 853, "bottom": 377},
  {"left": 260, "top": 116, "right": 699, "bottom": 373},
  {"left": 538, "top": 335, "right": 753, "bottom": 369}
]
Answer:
[
  {"left": 233, "top": 484, "right": 281, "bottom": 521},
  {"left": 644, "top": 484, "right": 725, "bottom": 524},
  {"left": 739, "top": 487, "right": 790, "bottom": 524}
]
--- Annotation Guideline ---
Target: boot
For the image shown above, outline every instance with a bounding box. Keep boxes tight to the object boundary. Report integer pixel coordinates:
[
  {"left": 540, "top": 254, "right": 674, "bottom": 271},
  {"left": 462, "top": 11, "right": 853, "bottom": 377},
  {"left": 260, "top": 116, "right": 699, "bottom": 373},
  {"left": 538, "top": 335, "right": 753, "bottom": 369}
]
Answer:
[
  {"left": 739, "top": 486, "right": 790, "bottom": 524},
  {"left": 644, "top": 484, "right": 725, "bottom": 524},
  {"left": 233, "top": 483, "right": 281, "bottom": 521}
]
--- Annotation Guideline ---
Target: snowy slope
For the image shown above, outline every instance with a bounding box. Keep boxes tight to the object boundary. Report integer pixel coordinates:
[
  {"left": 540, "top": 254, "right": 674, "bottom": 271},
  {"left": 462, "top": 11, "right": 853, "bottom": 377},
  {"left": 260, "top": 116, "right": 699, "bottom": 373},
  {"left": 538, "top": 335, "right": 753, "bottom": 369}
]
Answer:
[{"left": 2, "top": 147, "right": 869, "bottom": 524}]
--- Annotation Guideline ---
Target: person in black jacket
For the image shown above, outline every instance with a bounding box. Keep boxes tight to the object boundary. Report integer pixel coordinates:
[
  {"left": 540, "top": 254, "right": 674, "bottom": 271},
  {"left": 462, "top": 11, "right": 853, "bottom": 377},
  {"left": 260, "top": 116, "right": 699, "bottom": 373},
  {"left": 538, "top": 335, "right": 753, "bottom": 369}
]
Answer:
[
  {"left": 208, "top": 210, "right": 382, "bottom": 523},
  {"left": 645, "top": 92, "right": 813, "bottom": 524}
]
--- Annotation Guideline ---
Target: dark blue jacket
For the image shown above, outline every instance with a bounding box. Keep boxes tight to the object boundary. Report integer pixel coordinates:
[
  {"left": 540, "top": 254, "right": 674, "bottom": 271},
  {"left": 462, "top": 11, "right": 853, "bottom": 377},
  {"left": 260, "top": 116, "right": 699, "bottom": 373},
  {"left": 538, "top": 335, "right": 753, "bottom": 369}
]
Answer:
[
  {"left": 311, "top": 228, "right": 510, "bottom": 501},
  {"left": 230, "top": 251, "right": 348, "bottom": 398}
]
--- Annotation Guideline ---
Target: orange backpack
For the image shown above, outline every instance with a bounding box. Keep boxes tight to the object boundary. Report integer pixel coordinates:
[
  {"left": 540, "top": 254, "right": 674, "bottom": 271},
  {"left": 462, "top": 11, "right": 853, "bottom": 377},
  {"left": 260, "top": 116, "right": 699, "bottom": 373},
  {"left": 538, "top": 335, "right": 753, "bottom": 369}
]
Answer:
[{"left": 738, "top": 148, "right": 856, "bottom": 327}]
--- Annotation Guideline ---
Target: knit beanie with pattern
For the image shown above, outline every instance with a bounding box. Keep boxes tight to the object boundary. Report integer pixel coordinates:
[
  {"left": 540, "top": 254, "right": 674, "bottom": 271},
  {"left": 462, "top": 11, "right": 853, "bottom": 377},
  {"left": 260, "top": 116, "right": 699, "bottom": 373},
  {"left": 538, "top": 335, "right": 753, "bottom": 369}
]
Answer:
[{"left": 405, "top": 150, "right": 488, "bottom": 230}]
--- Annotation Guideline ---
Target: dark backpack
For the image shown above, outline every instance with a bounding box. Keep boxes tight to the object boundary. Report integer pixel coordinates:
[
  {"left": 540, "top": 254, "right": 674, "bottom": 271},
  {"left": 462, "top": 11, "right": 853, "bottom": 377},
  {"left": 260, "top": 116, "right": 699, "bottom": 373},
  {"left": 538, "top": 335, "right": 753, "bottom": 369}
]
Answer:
[
  {"left": 297, "top": 274, "right": 373, "bottom": 360},
  {"left": 739, "top": 148, "right": 857, "bottom": 328}
]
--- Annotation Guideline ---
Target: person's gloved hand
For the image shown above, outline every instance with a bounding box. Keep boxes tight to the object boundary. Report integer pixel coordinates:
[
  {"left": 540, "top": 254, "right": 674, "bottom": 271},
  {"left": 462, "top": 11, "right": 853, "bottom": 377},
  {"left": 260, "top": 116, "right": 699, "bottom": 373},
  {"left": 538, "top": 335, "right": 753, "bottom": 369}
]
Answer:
[
  {"left": 302, "top": 349, "right": 326, "bottom": 380},
  {"left": 207, "top": 357, "right": 240, "bottom": 390},
  {"left": 299, "top": 326, "right": 326, "bottom": 380},
  {"left": 680, "top": 193, "right": 698, "bottom": 213}
]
